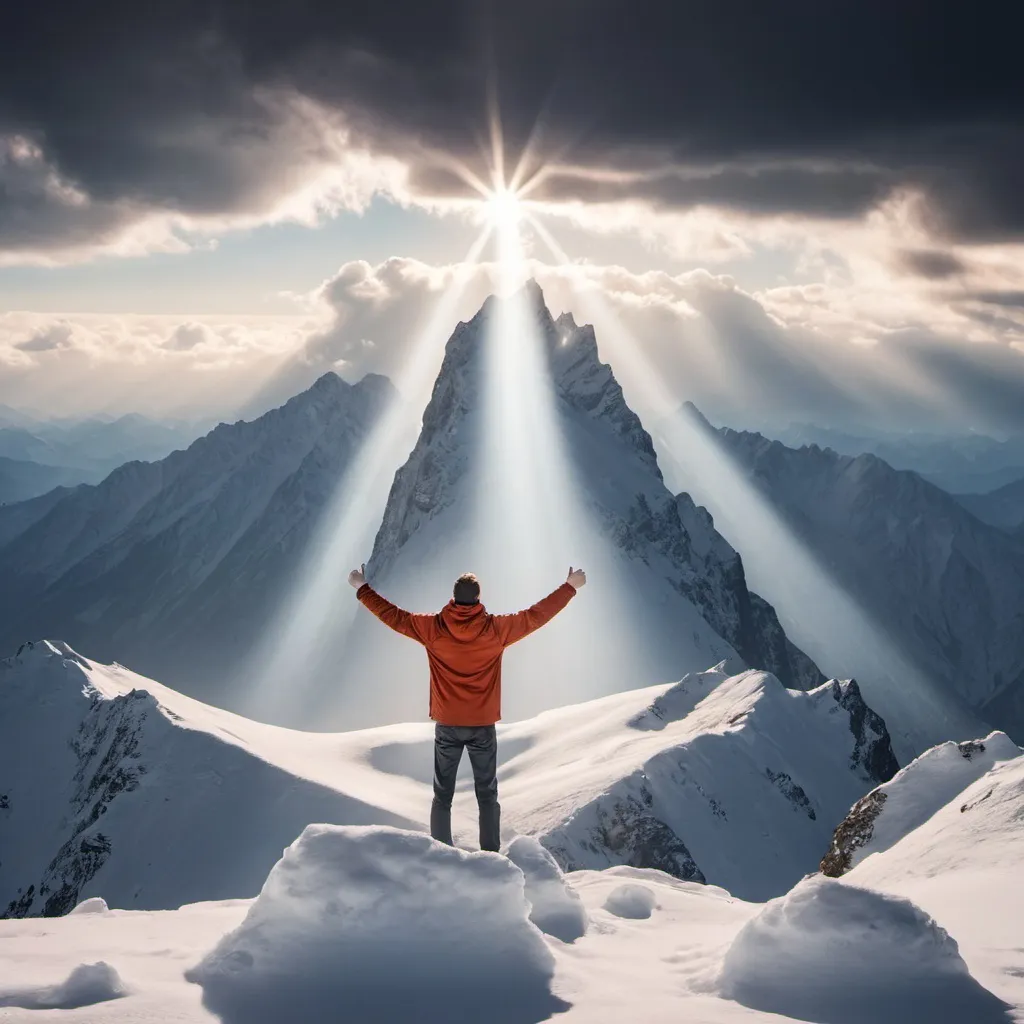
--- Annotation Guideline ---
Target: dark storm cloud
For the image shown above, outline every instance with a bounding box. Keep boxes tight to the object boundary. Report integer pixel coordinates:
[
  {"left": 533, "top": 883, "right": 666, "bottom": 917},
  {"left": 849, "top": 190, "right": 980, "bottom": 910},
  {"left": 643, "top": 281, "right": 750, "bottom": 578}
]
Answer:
[
  {"left": 2, "top": 0, "right": 1023, "bottom": 252},
  {"left": 897, "top": 249, "right": 967, "bottom": 280},
  {"left": 970, "top": 291, "right": 1024, "bottom": 308},
  {"left": 530, "top": 165, "right": 898, "bottom": 220}
]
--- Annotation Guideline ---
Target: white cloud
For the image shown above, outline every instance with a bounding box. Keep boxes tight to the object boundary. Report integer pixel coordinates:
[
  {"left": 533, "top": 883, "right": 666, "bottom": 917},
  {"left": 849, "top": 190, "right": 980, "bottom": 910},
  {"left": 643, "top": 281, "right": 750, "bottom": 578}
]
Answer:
[
  {"left": 3, "top": 250, "right": 1023, "bottom": 433},
  {"left": 249, "top": 255, "right": 1024, "bottom": 434},
  {"left": 14, "top": 320, "right": 77, "bottom": 352},
  {"left": 0, "top": 312, "right": 311, "bottom": 419}
]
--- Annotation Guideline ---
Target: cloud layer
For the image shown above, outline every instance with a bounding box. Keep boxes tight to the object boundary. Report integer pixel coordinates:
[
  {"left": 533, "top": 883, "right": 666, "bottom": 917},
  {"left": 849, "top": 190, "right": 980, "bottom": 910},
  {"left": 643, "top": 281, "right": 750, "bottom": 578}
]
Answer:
[
  {"left": 2, "top": 1, "right": 1022, "bottom": 260},
  {"left": 8, "top": 257, "right": 1020, "bottom": 435}
]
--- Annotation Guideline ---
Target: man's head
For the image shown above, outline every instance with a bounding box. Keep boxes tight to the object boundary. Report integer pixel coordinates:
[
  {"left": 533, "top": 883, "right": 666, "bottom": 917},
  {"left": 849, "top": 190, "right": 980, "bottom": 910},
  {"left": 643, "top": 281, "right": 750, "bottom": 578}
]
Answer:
[{"left": 453, "top": 572, "right": 481, "bottom": 605}]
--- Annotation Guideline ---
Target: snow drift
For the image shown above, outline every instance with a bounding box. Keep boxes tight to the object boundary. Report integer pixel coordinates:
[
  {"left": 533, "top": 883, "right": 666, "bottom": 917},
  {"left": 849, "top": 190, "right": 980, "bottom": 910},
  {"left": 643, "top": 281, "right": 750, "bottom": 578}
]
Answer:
[
  {"left": 187, "top": 824, "right": 569, "bottom": 1024},
  {"left": 505, "top": 836, "right": 587, "bottom": 943},
  {"left": 0, "top": 961, "right": 127, "bottom": 1010},
  {"left": 717, "top": 876, "right": 1011, "bottom": 1023}
]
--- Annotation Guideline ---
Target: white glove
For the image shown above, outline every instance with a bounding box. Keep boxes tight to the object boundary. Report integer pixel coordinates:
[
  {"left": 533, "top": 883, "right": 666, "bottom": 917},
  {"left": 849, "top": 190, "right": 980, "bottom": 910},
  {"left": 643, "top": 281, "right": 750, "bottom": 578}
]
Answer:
[
  {"left": 348, "top": 563, "right": 367, "bottom": 589},
  {"left": 567, "top": 566, "right": 587, "bottom": 590}
]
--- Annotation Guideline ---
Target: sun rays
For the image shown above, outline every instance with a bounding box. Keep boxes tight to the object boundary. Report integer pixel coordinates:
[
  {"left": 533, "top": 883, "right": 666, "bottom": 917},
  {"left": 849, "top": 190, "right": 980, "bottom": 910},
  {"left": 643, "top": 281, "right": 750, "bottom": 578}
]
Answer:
[{"left": 239, "top": 102, "right": 976, "bottom": 734}]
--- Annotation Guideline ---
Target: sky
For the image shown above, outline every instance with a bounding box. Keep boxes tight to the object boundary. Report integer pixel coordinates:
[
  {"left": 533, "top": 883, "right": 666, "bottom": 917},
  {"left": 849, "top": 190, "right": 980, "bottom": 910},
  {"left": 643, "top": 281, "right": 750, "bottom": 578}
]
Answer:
[{"left": 1, "top": 0, "right": 1023, "bottom": 434}]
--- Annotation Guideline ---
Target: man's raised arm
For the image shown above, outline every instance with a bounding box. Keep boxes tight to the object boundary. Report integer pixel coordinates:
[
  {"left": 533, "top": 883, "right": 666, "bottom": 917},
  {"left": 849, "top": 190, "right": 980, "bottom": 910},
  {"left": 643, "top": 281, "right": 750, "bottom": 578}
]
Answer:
[
  {"left": 348, "top": 564, "right": 437, "bottom": 644},
  {"left": 494, "top": 567, "right": 586, "bottom": 647}
]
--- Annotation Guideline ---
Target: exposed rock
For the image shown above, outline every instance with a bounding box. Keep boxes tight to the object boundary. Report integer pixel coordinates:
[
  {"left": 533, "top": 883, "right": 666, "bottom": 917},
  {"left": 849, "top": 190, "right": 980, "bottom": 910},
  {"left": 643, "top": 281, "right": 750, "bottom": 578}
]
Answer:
[
  {"left": 542, "top": 791, "right": 706, "bottom": 884},
  {"left": 820, "top": 790, "right": 888, "bottom": 877},
  {"left": 829, "top": 678, "right": 899, "bottom": 784},
  {"left": 3, "top": 688, "right": 150, "bottom": 918},
  {"left": 820, "top": 730, "right": 1019, "bottom": 877},
  {"left": 766, "top": 768, "right": 816, "bottom": 820}
]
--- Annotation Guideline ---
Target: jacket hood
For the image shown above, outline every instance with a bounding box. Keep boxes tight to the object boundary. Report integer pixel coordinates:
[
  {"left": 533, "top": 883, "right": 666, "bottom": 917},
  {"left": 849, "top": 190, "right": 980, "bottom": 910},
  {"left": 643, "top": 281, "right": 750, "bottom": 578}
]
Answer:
[{"left": 439, "top": 599, "right": 491, "bottom": 642}]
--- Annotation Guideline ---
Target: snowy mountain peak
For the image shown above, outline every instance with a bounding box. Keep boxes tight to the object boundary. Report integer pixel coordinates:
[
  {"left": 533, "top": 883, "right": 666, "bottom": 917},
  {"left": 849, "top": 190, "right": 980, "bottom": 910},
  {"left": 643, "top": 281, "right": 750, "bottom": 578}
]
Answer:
[{"left": 356, "top": 288, "right": 823, "bottom": 726}]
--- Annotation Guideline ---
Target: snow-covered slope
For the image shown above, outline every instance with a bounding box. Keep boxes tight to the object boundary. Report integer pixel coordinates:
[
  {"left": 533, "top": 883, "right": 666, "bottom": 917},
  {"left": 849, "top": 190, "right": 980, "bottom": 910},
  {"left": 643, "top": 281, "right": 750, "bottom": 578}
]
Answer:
[
  {"left": 840, "top": 743, "right": 1024, "bottom": 892},
  {"left": 821, "top": 731, "right": 1022, "bottom": 876},
  {"left": 702, "top": 417, "right": 1024, "bottom": 742},
  {"left": 833, "top": 739, "right": 1024, "bottom": 1016},
  {"left": 351, "top": 283, "right": 820, "bottom": 725},
  {"left": 5, "top": 645, "right": 1022, "bottom": 1022},
  {"left": 2, "top": 642, "right": 888, "bottom": 919},
  {"left": 0, "top": 373, "right": 393, "bottom": 707},
  {"left": 478, "top": 665, "right": 897, "bottom": 901},
  {"left": 0, "top": 640, "right": 420, "bottom": 919}
]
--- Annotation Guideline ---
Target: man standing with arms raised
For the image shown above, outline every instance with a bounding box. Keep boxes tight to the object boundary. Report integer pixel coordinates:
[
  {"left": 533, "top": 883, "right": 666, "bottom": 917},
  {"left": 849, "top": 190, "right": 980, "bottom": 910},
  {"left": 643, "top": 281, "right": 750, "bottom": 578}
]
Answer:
[{"left": 348, "top": 566, "right": 587, "bottom": 852}]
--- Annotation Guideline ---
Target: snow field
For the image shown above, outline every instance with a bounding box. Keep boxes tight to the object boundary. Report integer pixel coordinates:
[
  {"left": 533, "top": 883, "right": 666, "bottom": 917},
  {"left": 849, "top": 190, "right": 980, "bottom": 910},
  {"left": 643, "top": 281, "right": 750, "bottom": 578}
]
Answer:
[{"left": 186, "top": 825, "right": 569, "bottom": 1024}]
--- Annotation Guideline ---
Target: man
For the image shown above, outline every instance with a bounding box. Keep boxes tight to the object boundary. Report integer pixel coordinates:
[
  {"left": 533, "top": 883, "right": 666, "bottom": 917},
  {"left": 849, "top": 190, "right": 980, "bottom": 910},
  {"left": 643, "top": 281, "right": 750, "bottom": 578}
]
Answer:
[{"left": 347, "top": 565, "right": 587, "bottom": 852}]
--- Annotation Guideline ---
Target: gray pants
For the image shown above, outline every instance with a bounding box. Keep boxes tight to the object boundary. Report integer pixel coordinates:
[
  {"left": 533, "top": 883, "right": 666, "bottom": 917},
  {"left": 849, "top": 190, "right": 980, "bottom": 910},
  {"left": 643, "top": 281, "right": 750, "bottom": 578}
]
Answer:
[{"left": 430, "top": 723, "right": 500, "bottom": 852}]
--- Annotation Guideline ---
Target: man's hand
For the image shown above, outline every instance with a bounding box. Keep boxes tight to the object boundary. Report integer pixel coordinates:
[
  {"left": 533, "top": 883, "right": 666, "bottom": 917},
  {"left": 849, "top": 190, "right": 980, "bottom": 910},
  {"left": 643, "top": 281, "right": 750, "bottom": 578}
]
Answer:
[
  {"left": 348, "top": 563, "right": 367, "bottom": 590},
  {"left": 567, "top": 566, "right": 587, "bottom": 590}
]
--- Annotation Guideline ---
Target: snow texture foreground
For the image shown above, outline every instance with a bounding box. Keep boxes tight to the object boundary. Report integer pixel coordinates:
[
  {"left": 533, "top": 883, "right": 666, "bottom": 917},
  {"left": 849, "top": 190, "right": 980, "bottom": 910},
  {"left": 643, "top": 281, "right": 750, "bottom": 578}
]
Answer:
[
  {"left": 505, "top": 836, "right": 588, "bottom": 943},
  {"left": 717, "top": 876, "right": 1012, "bottom": 1024},
  {"left": 0, "top": 961, "right": 127, "bottom": 1010},
  {"left": 603, "top": 883, "right": 656, "bottom": 920},
  {"left": 187, "top": 825, "right": 569, "bottom": 1024}
]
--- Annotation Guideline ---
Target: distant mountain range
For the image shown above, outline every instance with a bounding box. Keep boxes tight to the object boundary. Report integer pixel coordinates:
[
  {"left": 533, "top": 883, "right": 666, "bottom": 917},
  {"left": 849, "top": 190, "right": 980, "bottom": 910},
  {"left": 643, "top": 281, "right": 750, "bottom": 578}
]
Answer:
[
  {"left": 683, "top": 413, "right": 1024, "bottom": 745},
  {"left": 1, "top": 287, "right": 1021, "bottom": 755},
  {"left": 955, "top": 476, "right": 1024, "bottom": 533},
  {"left": 773, "top": 423, "right": 1024, "bottom": 494},
  {"left": 0, "top": 375, "right": 394, "bottom": 711},
  {"left": 0, "top": 413, "right": 211, "bottom": 503},
  {"left": 0, "top": 456, "right": 83, "bottom": 506}
]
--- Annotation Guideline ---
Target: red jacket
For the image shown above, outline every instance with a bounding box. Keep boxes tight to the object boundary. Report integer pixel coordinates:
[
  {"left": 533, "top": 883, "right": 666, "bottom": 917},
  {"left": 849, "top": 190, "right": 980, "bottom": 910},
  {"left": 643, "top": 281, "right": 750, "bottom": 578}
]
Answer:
[{"left": 356, "top": 582, "right": 576, "bottom": 726}]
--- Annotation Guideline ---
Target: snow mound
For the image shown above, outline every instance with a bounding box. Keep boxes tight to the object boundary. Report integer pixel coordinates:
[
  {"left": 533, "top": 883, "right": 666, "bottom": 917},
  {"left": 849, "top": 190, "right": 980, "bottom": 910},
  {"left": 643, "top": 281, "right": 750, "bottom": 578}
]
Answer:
[
  {"left": 505, "top": 836, "right": 587, "bottom": 943},
  {"left": 822, "top": 732, "right": 1021, "bottom": 875},
  {"left": 187, "top": 825, "right": 569, "bottom": 1024},
  {"left": 69, "top": 896, "right": 109, "bottom": 915},
  {"left": 0, "top": 961, "right": 127, "bottom": 1009},
  {"left": 718, "top": 875, "right": 1010, "bottom": 1023},
  {"left": 603, "top": 883, "right": 656, "bottom": 919}
]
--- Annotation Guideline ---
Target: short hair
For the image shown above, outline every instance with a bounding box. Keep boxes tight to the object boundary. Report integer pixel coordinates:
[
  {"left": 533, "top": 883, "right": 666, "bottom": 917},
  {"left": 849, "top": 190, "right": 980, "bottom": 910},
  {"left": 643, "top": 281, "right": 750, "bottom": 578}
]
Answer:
[{"left": 453, "top": 572, "right": 481, "bottom": 605}]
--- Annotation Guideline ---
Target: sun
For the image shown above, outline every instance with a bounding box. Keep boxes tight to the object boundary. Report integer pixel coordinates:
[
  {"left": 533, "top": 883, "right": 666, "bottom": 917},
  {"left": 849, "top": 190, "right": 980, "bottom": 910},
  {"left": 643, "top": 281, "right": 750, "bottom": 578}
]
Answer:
[{"left": 484, "top": 186, "right": 523, "bottom": 232}]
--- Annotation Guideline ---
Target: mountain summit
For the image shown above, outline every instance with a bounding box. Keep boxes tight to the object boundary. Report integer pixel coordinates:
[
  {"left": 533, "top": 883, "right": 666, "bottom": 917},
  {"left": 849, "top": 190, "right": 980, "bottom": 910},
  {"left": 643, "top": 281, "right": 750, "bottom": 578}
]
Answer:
[{"left": 339, "top": 283, "right": 821, "bottom": 725}]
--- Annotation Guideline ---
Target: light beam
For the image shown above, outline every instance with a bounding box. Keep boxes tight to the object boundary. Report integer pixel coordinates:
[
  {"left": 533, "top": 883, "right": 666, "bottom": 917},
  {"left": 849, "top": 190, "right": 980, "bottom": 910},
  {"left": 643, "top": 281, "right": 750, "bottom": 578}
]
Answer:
[
  {"left": 240, "top": 227, "right": 494, "bottom": 722},
  {"left": 527, "top": 221, "right": 984, "bottom": 759}
]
